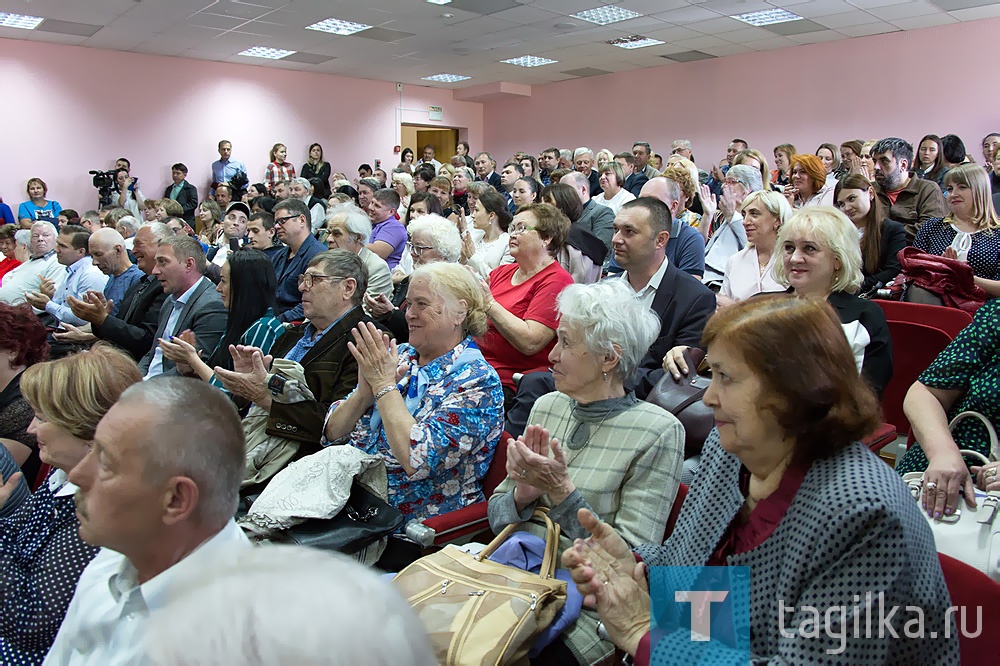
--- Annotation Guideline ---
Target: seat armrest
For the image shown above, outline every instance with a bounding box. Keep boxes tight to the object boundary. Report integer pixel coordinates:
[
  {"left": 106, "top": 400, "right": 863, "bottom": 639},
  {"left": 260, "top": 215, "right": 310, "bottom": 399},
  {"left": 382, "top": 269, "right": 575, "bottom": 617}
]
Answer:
[{"left": 405, "top": 501, "right": 489, "bottom": 547}]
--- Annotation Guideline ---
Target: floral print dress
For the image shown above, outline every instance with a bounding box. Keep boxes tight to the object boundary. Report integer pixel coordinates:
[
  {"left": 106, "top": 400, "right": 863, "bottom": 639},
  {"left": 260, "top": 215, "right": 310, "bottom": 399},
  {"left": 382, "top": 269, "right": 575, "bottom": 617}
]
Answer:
[{"left": 324, "top": 337, "right": 504, "bottom": 523}]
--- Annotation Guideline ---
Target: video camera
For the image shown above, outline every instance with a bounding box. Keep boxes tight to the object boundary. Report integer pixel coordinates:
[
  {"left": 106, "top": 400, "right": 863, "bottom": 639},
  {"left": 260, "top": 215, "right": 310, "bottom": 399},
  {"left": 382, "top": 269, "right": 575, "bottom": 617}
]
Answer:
[{"left": 89, "top": 169, "right": 117, "bottom": 208}]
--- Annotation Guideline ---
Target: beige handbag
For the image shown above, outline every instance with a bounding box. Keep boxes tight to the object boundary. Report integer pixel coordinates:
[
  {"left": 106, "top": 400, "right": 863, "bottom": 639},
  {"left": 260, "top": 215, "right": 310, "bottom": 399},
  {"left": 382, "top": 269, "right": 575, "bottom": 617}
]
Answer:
[{"left": 392, "top": 508, "right": 567, "bottom": 666}]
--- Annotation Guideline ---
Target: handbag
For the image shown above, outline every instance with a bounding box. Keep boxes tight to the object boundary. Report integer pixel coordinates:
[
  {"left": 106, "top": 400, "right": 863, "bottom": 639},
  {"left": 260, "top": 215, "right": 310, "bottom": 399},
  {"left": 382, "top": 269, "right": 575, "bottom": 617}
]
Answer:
[
  {"left": 901, "top": 411, "right": 1000, "bottom": 581},
  {"left": 392, "top": 508, "right": 567, "bottom": 665},
  {"left": 270, "top": 482, "right": 403, "bottom": 554},
  {"left": 646, "top": 347, "right": 713, "bottom": 458}
]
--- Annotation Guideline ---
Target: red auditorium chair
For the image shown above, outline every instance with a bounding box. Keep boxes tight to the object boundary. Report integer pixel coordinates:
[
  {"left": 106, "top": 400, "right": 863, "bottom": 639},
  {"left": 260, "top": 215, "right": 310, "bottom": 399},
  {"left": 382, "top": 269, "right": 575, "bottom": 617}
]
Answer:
[
  {"left": 937, "top": 553, "right": 1000, "bottom": 664},
  {"left": 875, "top": 300, "right": 972, "bottom": 340},
  {"left": 879, "top": 321, "right": 955, "bottom": 436}
]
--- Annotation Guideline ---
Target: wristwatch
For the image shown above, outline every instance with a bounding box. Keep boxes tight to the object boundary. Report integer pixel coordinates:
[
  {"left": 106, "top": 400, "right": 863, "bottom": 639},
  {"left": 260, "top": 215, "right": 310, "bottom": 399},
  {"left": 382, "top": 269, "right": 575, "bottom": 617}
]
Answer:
[{"left": 267, "top": 373, "right": 287, "bottom": 396}]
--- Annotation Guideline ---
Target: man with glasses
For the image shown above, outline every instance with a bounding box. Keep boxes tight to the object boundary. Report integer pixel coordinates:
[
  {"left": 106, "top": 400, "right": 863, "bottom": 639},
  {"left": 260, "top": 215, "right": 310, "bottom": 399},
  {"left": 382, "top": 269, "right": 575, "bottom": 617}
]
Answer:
[
  {"left": 213, "top": 250, "right": 370, "bottom": 453},
  {"left": 271, "top": 198, "right": 326, "bottom": 323}
]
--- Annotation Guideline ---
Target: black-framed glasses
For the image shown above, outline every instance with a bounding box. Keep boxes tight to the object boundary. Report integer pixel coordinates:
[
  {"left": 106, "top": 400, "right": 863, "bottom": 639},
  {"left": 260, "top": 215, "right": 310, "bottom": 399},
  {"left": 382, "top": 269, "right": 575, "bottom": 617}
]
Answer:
[
  {"left": 274, "top": 214, "right": 301, "bottom": 226},
  {"left": 298, "top": 273, "right": 345, "bottom": 289},
  {"left": 407, "top": 240, "right": 434, "bottom": 256}
]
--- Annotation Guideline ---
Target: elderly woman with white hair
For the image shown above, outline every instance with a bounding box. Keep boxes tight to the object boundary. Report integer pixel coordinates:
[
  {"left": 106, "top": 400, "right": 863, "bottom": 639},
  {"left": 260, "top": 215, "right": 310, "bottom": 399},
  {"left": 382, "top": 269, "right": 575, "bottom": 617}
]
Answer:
[
  {"left": 324, "top": 262, "right": 504, "bottom": 526},
  {"left": 699, "top": 164, "right": 764, "bottom": 288},
  {"left": 325, "top": 204, "right": 392, "bottom": 298},
  {"left": 488, "top": 278, "right": 684, "bottom": 665},
  {"left": 391, "top": 172, "right": 415, "bottom": 217},
  {"left": 364, "top": 213, "right": 463, "bottom": 343}
]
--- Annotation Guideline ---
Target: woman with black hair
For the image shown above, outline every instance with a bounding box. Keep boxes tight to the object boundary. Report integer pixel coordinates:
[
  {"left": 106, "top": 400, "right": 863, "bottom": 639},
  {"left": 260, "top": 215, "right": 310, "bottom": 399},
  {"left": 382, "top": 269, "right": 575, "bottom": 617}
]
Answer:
[
  {"left": 469, "top": 187, "right": 513, "bottom": 276},
  {"left": 156, "top": 248, "right": 286, "bottom": 391},
  {"left": 400, "top": 147, "right": 414, "bottom": 165}
]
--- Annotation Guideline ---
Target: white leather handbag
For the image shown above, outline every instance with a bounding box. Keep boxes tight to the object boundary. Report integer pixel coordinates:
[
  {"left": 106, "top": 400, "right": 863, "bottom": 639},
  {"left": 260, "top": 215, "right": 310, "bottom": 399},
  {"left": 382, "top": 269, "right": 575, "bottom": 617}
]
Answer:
[{"left": 902, "top": 411, "right": 1000, "bottom": 581}]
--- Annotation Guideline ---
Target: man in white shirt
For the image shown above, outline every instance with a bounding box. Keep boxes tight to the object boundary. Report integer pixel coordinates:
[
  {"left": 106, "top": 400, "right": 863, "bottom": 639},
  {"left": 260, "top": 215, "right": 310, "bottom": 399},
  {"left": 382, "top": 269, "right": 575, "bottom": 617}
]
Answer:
[
  {"left": 417, "top": 144, "right": 442, "bottom": 173},
  {"left": 0, "top": 221, "right": 64, "bottom": 306},
  {"left": 25, "top": 225, "right": 108, "bottom": 326},
  {"left": 44, "top": 377, "right": 250, "bottom": 666}
]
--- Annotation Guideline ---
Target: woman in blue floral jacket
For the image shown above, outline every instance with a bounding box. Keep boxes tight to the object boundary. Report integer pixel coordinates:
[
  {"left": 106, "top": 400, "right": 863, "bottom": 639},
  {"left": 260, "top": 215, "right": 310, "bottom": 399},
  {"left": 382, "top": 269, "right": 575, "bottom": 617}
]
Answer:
[{"left": 324, "top": 262, "right": 503, "bottom": 523}]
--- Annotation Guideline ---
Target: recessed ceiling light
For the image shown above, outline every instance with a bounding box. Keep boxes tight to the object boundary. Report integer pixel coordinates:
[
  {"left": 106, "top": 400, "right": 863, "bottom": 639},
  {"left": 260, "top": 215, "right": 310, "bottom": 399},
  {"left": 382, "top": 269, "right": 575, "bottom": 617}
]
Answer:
[
  {"left": 422, "top": 73, "right": 471, "bottom": 83},
  {"left": 732, "top": 8, "right": 803, "bottom": 27},
  {"left": 502, "top": 55, "right": 558, "bottom": 68},
  {"left": 426, "top": 0, "right": 452, "bottom": 5},
  {"left": 0, "top": 12, "right": 44, "bottom": 29},
  {"left": 607, "top": 35, "right": 664, "bottom": 50},
  {"left": 571, "top": 5, "right": 641, "bottom": 26},
  {"left": 238, "top": 46, "right": 296, "bottom": 59},
  {"left": 306, "top": 18, "right": 373, "bottom": 36}
]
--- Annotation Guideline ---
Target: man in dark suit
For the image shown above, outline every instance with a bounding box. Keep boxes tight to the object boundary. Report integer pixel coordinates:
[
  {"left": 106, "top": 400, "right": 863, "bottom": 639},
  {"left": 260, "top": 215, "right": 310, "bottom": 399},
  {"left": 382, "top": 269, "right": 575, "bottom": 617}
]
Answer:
[
  {"left": 473, "top": 152, "right": 503, "bottom": 192},
  {"left": 214, "top": 249, "right": 369, "bottom": 458},
  {"left": 58, "top": 222, "right": 169, "bottom": 360},
  {"left": 619, "top": 152, "right": 649, "bottom": 197},
  {"left": 504, "top": 197, "right": 715, "bottom": 436},
  {"left": 138, "top": 235, "right": 226, "bottom": 378},
  {"left": 164, "top": 163, "right": 199, "bottom": 224}
]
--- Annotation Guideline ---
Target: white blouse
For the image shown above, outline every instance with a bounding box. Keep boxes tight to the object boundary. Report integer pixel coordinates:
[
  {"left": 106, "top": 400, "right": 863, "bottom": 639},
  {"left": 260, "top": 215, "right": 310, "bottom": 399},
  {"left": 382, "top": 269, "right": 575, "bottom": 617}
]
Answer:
[{"left": 721, "top": 245, "right": 783, "bottom": 301}]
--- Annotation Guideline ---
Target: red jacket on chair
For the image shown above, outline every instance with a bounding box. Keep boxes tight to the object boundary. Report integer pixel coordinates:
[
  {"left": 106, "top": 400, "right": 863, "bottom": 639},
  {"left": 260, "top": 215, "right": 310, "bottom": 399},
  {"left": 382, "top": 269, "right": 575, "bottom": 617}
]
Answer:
[{"left": 898, "top": 246, "right": 987, "bottom": 316}]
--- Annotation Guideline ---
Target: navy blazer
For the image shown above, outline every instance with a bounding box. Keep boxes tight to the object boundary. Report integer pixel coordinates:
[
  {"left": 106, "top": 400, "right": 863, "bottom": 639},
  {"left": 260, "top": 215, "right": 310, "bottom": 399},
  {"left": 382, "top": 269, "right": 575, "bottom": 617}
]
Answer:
[
  {"left": 623, "top": 171, "right": 649, "bottom": 198},
  {"left": 478, "top": 171, "right": 503, "bottom": 192},
  {"left": 629, "top": 260, "right": 717, "bottom": 400}
]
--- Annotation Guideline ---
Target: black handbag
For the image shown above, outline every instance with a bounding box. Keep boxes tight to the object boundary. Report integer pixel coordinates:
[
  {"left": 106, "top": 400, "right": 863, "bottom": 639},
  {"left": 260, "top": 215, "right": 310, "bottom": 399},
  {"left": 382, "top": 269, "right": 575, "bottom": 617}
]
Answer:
[
  {"left": 646, "top": 347, "right": 714, "bottom": 459},
  {"left": 242, "top": 482, "right": 404, "bottom": 555}
]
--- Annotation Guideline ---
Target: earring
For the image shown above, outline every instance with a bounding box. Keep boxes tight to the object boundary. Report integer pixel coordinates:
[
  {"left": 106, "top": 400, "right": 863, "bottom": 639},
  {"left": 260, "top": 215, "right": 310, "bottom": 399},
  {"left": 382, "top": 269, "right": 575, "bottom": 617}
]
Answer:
[{"left": 602, "top": 371, "right": 608, "bottom": 382}]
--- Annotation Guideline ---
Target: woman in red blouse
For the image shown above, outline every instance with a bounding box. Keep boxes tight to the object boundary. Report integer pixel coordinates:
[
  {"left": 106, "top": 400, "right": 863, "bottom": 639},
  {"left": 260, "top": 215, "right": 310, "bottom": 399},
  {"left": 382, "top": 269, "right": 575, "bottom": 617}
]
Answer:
[
  {"left": 476, "top": 203, "right": 573, "bottom": 407},
  {"left": 0, "top": 226, "right": 24, "bottom": 281}
]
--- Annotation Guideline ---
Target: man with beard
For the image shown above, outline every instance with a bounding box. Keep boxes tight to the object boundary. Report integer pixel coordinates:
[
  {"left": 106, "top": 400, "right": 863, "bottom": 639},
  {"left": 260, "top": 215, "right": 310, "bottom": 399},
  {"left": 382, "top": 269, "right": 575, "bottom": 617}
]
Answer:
[{"left": 871, "top": 137, "right": 947, "bottom": 243}]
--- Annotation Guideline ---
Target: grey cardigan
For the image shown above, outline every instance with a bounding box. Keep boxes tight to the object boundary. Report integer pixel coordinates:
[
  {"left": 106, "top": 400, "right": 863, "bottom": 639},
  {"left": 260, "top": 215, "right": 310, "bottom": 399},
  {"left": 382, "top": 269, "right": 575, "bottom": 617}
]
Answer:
[{"left": 636, "top": 430, "right": 959, "bottom": 664}]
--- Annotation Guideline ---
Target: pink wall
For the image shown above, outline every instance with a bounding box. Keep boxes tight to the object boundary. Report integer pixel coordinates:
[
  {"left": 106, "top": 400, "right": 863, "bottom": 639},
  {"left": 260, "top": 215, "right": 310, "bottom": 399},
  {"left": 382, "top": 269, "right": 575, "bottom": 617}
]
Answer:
[
  {"left": 0, "top": 39, "right": 483, "bottom": 214},
  {"left": 483, "top": 18, "right": 1000, "bottom": 170}
]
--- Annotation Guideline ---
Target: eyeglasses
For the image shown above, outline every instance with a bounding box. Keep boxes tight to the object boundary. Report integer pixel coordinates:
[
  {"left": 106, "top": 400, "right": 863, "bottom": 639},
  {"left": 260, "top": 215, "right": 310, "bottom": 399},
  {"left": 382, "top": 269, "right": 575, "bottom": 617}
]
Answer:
[
  {"left": 297, "top": 273, "right": 345, "bottom": 289},
  {"left": 273, "top": 214, "right": 301, "bottom": 226},
  {"left": 407, "top": 240, "right": 434, "bottom": 257},
  {"left": 509, "top": 223, "right": 536, "bottom": 235}
]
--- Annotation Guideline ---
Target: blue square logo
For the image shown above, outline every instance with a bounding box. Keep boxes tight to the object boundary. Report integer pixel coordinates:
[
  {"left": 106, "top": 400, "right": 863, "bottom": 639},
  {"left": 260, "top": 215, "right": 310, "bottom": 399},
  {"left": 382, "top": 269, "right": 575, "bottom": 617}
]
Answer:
[{"left": 648, "top": 566, "right": 751, "bottom": 664}]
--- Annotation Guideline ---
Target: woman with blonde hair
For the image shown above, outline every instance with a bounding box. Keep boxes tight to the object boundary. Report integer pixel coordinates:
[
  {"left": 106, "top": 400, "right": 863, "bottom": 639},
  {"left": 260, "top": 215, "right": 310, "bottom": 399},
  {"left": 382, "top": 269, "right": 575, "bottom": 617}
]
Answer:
[
  {"left": 719, "top": 190, "right": 791, "bottom": 305},
  {"left": 914, "top": 163, "right": 1000, "bottom": 297},
  {"left": 594, "top": 148, "right": 614, "bottom": 172},
  {"left": 324, "top": 262, "right": 503, "bottom": 525},
  {"left": 660, "top": 163, "right": 702, "bottom": 228},
  {"left": 732, "top": 148, "right": 772, "bottom": 191},
  {"left": 0, "top": 344, "right": 142, "bottom": 664},
  {"left": 391, "top": 172, "right": 415, "bottom": 216},
  {"left": 595, "top": 161, "right": 635, "bottom": 215}
]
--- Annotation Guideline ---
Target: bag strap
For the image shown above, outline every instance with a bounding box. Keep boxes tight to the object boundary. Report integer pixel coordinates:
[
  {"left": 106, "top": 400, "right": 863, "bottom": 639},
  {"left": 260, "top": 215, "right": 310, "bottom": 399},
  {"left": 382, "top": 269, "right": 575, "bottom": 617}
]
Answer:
[
  {"left": 475, "top": 507, "right": 561, "bottom": 579},
  {"left": 949, "top": 411, "right": 999, "bottom": 461}
]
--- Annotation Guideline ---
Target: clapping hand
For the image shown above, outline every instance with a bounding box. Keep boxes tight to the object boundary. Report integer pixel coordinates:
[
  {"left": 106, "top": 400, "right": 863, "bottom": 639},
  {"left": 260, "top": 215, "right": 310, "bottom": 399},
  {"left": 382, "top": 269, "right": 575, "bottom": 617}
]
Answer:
[
  {"left": 52, "top": 322, "right": 97, "bottom": 344},
  {"left": 363, "top": 292, "right": 395, "bottom": 318},
  {"left": 38, "top": 275, "right": 56, "bottom": 298},
  {"left": 67, "top": 290, "right": 113, "bottom": 325},
  {"left": 347, "top": 322, "right": 398, "bottom": 398}
]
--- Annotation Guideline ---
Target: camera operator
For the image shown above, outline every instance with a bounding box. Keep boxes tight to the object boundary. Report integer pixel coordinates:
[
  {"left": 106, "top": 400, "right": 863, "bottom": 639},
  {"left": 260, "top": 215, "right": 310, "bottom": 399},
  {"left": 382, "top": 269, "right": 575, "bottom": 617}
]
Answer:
[{"left": 113, "top": 168, "right": 146, "bottom": 221}]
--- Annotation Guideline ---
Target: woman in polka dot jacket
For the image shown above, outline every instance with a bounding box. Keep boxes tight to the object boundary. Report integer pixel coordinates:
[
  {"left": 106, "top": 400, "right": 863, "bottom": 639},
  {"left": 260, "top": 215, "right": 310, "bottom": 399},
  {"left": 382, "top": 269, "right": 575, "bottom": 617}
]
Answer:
[
  {"left": 0, "top": 344, "right": 141, "bottom": 665},
  {"left": 564, "top": 296, "right": 958, "bottom": 665}
]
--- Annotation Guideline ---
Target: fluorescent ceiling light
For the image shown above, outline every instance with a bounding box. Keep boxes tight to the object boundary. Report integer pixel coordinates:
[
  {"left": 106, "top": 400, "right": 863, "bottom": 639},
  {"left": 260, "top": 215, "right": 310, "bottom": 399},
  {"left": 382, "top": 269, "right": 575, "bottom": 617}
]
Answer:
[
  {"left": 306, "top": 18, "right": 373, "bottom": 36},
  {"left": 571, "top": 5, "right": 642, "bottom": 26},
  {"left": 426, "top": 0, "right": 452, "bottom": 5},
  {"left": 238, "top": 46, "right": 296, "bottom": 59},
  {"left": 732, "top": 8, "right": 803, "bottom": 27},
  {"left": 422, "top": 74, "right": 471, "bottom": 82},
  {"left": 502, "top": 55, "right": 557, "bottom": 67},
  {"left": 607, "top": 35, "right": 664, "bottom": 50},
  {"left": 0, "top": 12, "right": 44, "bottom": 29}
]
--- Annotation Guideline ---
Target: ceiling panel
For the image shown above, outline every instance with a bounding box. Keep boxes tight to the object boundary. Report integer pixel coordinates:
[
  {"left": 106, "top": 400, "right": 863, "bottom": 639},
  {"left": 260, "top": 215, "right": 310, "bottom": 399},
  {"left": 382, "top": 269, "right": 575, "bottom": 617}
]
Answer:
[{"left": 0, "top": 0, "right": 993, "bottom": 87}]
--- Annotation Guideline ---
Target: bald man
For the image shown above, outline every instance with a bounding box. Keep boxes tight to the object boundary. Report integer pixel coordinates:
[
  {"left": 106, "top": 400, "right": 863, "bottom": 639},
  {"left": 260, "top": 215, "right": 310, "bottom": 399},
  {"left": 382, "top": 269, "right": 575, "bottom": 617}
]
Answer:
[
  {"left": 637, "top": 178, "right": 706, "bottom": 279},
  {"left": 88, "top": 228, "right": 142, "bottom": 316}
]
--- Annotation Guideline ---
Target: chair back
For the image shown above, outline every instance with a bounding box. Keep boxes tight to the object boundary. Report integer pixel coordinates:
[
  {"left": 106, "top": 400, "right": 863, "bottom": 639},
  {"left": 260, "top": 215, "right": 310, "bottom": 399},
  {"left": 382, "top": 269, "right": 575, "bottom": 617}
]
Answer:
[
  {"left": 875, "top": 300, "right": 972, "bottom": 339},
  {"left": 482, "top": 432, "right": 511, "bottom": 497},
  {"left": 881, "top": 321, "right": 954, "bottom": 434},
  {"left": 937, "top": 553, "right": 1000, "bottom": 664}
]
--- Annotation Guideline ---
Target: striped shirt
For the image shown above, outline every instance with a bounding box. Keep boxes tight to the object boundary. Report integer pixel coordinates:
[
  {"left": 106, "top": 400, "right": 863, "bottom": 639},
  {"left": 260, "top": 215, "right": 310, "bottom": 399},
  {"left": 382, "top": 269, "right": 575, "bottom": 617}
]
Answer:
[{"left": 208, "top": 311, "right": 286, "bottom": 392}]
